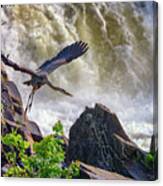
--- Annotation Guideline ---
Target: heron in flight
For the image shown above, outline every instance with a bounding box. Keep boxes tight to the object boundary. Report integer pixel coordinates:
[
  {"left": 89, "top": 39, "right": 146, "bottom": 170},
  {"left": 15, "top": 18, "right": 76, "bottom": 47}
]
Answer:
[{"left": 1, "top": 41, "right": 89, "bottom": 114}]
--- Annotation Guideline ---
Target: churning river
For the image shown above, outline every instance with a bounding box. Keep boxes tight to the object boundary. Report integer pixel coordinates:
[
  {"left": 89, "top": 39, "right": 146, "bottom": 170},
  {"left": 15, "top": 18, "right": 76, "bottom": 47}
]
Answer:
[{"left": 1, "top": 2, "right": 157, "bottom": 151}]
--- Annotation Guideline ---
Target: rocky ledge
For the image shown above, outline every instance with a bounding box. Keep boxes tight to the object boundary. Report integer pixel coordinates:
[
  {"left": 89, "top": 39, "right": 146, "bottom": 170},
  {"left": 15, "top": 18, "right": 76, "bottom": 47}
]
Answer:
[{"left": 1, "top": 64, "right": 157, "bottom": 180}]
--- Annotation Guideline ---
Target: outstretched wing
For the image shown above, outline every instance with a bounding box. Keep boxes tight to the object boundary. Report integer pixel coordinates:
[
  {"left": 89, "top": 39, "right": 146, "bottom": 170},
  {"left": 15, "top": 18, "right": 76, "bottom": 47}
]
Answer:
[{"left": 37, "top": 41, "right": 88, "bottom": 74}]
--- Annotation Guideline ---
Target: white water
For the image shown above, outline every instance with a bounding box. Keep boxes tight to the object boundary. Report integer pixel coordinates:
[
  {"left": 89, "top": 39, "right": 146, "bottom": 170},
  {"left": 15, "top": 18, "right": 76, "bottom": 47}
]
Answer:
[{"left": 1, "top": 2, "right": 156, "bottom": 151}]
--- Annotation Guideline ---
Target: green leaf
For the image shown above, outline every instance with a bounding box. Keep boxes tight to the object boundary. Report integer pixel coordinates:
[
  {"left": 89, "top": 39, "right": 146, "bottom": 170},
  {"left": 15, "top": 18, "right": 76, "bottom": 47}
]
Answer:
[
  {"left": 52, "top": 121, "right": 64, "bottom": 135},
  {"left": 2, "top": 124, "right": 80, "bottom": 178}
]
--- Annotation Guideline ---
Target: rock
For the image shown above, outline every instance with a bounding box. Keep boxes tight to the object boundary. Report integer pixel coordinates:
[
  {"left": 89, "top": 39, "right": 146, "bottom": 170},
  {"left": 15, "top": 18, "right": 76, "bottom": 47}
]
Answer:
[
  {"left": 5, "top": 81, "right": 23, "bottom": 115},
  {"left": 28, "top": 120, "right": 43, "bottom": 141},
  {"left": 1, "top": 64, "right": 43, "bottom": 141},
  {"left": 150, "top": 134, "right": 158, "bottom": 155},
  {"left": 67, "top": 103, "right": 156, "bottom": 180},
  {"left": 79, "top": 161, "right": 131, "bottom": 180},
  {"left": 149, "top": 134, "right": 158, "bottom": 180},
  {"left": 1, "top": 64, "right": 23, "bottom": 126},
  {"left": 1, "top": 63, "right": 43, "bottom": 171},
  {"left": 1, "top": 83, "right": 15, "bottom": 120}
]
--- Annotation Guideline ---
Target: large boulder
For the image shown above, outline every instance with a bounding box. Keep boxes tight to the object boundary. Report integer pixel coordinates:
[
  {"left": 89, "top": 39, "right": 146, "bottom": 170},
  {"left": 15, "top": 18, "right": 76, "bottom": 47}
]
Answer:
[{"left": 67, "top": 103, "right": 156, "bottom": 180}]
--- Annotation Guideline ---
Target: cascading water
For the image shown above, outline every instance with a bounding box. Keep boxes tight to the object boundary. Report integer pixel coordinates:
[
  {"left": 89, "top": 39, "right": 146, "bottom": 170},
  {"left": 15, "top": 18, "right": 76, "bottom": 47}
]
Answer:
[{"left": 1, "top": 2, "right": 157, "bottom": 151}]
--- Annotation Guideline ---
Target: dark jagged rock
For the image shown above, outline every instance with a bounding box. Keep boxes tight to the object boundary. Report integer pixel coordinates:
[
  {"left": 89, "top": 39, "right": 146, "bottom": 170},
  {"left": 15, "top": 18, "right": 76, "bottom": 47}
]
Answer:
[
  {"left": 149, "top": 134, "right": 158, "bottom": 180},
  {"left": 67, "top": 103, "right": 156, "bottom": 180},
  {"left": 150, "top": 134, "right": 158, "bottom": 155}
]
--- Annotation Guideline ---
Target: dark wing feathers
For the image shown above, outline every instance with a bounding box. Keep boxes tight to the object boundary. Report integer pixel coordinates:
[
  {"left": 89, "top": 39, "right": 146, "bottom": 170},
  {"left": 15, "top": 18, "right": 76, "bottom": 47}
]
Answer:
[
  {"left": 37, "top": 41, "right": 88, "bottom": 74},
  {"left": 56, "top": 41, "right": 88, "bottom": 62}
]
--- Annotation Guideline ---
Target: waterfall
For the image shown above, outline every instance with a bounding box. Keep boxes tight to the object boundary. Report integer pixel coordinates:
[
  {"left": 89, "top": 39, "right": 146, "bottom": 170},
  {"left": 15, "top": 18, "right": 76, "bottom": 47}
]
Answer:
[{"left": 1, "top": 2, "right": 157, "bottom": 151}]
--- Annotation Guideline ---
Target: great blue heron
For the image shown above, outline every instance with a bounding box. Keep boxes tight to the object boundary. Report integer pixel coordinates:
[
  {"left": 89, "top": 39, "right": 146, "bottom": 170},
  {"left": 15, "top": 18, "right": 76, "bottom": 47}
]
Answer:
[{"left": 1, "top": 41, "right": 89, "bottom": 114}]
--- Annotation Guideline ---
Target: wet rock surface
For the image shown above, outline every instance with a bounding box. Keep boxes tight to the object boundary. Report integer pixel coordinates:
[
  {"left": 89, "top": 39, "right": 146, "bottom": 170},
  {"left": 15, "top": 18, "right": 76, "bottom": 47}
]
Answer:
[{"left": 67, "top": 103, "right": 157, "bottom": 180}]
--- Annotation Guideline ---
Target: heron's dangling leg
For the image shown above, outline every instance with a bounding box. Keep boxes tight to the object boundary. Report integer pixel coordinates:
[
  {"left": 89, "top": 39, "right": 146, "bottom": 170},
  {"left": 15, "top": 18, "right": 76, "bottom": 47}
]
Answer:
[
  {"left": 23, "top": 87, "right": 36, "bottom": 154},
  {"left": 24, "top": 87, "right": 36, "bottom": 115},
  {"left": 46, "top": 80, "right": 73, "bottom": 97}
]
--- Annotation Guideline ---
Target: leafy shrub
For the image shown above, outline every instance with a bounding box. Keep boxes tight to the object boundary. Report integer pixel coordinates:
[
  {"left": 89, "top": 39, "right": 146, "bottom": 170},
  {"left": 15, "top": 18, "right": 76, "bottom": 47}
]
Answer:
[{"left": 2, "top": 121, "right": 80, "bottom": 178}]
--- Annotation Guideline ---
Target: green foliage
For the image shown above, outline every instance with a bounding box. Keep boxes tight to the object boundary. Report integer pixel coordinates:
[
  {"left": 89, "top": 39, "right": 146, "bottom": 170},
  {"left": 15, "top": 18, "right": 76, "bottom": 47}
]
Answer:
[
  {"left": 146, "top": 154, "right": 154, "bottom": 163},
  {"left": 2, "top": 121, "right": 80, "bottom": 178},
  {"left": 133, "top": 150, "right": 156, "bottom": 170},
  {"left": 52, "top": 120, "right": 64, "bottom": 136},
  {"left": 144, "top": 153, "right": 155, "bottom": 169}
]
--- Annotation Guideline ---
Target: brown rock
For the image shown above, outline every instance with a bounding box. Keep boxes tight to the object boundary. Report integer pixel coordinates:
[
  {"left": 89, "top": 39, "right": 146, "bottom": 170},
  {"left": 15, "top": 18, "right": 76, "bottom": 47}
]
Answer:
[
  {"left": 1, "top": 65, "right": 42, "bottom": 140},
  {"left": 79, "top": 161, "right": 131, "bottom": 180}
]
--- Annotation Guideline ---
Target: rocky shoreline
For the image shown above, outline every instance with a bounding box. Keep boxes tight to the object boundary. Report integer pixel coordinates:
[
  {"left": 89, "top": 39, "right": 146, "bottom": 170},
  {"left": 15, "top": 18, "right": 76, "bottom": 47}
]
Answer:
[{"left": 1, "top": 64, "right": 157, "bottom": 180}]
